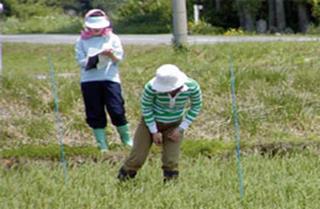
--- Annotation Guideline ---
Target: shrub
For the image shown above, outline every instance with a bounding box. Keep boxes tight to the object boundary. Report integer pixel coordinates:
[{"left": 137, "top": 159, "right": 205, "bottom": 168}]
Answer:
[
  {"left": 311, "top": 0, "right": 320, "bottom": 22},
  {"left": 115, "top": 0, "right": 171, "bottom": 34},
  {"left": 1, "top": 14, "right": 82, "bottom": 34},
  {"left": 1, "top": 0, "right": 62, "bottom": 20},
  {"left": 223, "top": 28, "right": 246, "bottom": 36},
  {"left": 306, "top": 23, "right": 320, "bottom": 34},
  {"left": 188, "top": 20, "right": 224, "bottom": 35},
  {"left": 90, "top": 0, "right": 126, "bottom": 18}
]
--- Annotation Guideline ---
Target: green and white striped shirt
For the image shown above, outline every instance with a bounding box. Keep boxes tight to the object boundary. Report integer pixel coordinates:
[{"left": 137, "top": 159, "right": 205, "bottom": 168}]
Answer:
[{"left": 141, "top": 78, "right": 202, "bottom": 133}]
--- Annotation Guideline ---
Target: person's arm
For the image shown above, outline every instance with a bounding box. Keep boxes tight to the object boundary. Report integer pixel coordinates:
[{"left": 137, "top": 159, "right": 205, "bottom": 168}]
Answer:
[
  {"left": 168, "top": 81, "right": 202, "bottom": 142},
  {"left": 141, "top": 83, "right": 158, "bottom": 134},
  {"left": 75, "top": 39, "right": 87, "bottom": 68},
  {"left": 141, "top": 83, "right": 163, "bottom": 145},
  {"left": 179, "top": 80, "right": 203, "bottom": 131}
]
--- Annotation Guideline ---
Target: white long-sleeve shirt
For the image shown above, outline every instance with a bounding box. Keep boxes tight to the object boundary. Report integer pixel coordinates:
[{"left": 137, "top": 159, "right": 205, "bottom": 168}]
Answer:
[{"left": 75, "top": 32, "right": 124, "bottom": 83}]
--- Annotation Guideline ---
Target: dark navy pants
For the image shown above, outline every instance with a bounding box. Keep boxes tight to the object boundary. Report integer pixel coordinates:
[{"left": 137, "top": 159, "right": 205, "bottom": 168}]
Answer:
[{"left": 81, "top": 80, "right": 128, "bottom": 129}]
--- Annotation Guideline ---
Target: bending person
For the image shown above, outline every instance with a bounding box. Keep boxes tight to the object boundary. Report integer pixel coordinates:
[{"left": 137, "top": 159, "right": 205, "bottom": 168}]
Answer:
[{"left": 118, "top": 64, "right": 202, "bottom": 182}]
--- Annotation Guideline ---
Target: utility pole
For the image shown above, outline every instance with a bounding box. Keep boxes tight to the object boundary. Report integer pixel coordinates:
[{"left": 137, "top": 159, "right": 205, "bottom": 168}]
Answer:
[
  {"left": 193, "top": 0, "right": 203, "bottom": 24},
  {"left": 172, "top": 0, "right": 188, "bottom": 46}
]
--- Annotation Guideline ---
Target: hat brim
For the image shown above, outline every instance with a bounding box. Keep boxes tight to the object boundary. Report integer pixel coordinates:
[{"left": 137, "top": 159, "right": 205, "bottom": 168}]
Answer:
[
  {"left": 150, "top": 73, "right": 188, "bottom": 93},
  {"left": 85, "top": 19, "right": 110, "bottom": 29}
]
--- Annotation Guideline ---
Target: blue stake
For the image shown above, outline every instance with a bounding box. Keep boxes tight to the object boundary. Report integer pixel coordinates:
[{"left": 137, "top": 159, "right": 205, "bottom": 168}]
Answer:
[
  {"left": 0, "top": 3, "right": 3, "bottom": 76},
  {"left": 229, "top": 55, "right": 245, "bottom": 200},
  {"left": 48, "top": 55, "right": 68, "bottom": 184}
]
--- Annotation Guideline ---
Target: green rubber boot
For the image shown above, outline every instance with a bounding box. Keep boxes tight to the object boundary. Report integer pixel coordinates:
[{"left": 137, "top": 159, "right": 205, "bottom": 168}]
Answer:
[
  {"left": 93, "top": 128, "right": 108, "bottom": 152},
  {"left": 116, "top": 124, "right": 133, "bottom": 147}
]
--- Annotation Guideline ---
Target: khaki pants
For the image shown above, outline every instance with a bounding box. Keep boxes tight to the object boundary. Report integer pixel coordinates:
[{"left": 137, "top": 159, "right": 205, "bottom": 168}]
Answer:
[{"left": 122, "top": 118, "right": 183, "bottom": 172}]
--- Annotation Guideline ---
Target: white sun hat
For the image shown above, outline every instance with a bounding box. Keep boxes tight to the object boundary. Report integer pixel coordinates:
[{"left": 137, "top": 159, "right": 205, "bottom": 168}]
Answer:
[
  {"left": 150, "top": 64, "right": 188, "bottom": 92},
  {"left": 85, "top": 16, "right": 110, "bottom": 29}
]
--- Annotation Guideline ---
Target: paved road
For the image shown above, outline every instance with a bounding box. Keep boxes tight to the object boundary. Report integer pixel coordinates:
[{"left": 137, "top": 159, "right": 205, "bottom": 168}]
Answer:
[{"left": 1, "top": 34, "right": 320, "bottom": 45}]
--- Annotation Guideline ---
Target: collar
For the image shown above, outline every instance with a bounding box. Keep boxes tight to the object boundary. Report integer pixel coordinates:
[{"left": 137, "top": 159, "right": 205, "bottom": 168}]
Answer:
[{"left": 181, "top": 84, "right": 189, "bottom": 92}]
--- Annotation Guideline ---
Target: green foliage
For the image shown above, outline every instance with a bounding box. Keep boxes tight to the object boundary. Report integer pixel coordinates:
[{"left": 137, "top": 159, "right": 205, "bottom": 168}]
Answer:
[
  {"left": 0, "top": 144, "right": 100, "bottom": 159},
  {"left": 1, "top": 15, "right": 82, "bottom": 34},
  {"left": 306, "top": 23, "right": 320, "bottom": 34},
  {"left": 235, "top": 0, "right": 263, "bottom": 15},
  {"left": 188, "top": 20, "right": 224, "bottom": 35},
  {"left": 1, "top": 0, "right": 62, "bottom": 19},
  {"left": 224, "top": 28, "right": 246, "bottom": 36},
  {"left": 91, "top": 0, "right": 126, "bottom": 18},
  {"left": 2, "top": 0, "right": 320, "bottom": 34},
  {"left": 182, "top": 140, "right": 235, "bottom": 157},
  {"left": 0, "top": 141, "right": 233, "bottom": 159},
  {"left": 115, "top": 0, "right": 172, "bottom": 34},
  {"left": 1, "top": 0, "right": 172, "bottom": 34},
  {"left": 311, "top": 0, "right": 320, "bottom": 21}
]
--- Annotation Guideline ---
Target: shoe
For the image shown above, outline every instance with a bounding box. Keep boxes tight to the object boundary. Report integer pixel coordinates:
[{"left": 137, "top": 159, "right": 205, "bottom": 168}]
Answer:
[
  {"left": 93, "top": 128, "right": 108, "bottom": 150},
  {"left": 163, "top": 170, "right": 179, "bottom": 183},
  {"left": 116, "top": 124, "right": 133, "bottom": 147},
  {"left": 117, "top": 167, "right": 137, "bottom": 181},
  {"left": 123, "top": 139, "right": 133, "bottom": 147}
]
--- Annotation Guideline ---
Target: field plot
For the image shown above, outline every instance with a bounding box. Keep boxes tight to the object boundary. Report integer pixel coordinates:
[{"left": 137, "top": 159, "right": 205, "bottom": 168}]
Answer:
[
  {"left": 1, "top": 153, "right": 319, "bottom": 209},
  {"left": 0, "top": 42, "right": 320, "bottom": 208}
]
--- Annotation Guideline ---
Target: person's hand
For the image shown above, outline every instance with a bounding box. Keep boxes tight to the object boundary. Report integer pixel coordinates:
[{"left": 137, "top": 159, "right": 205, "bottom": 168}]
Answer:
[
  {"left": 100, "top": 49, "right": 119, "bottom": 62},
  {"left": 100, "top": 49, "right": 113, "bottom": 57},
  {"left": 152, "top": 132, "right": 162, "bottom": 146},
  {"left": 167, "top": 128, "right": 183, "bottom": 142}
]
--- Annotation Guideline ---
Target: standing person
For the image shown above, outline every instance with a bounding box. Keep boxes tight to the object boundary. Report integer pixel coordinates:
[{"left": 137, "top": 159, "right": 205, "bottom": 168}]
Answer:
[
  {"left": 118, "top": 64, "right": 202, "bottom": 182},
  {"left": 75, "top": 9, "right": 132, "bottom": 152}
]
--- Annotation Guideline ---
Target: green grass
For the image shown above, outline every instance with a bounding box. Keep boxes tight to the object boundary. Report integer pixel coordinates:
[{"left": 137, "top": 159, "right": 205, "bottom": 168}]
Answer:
[
  {"left": 1, "top": 42, "right": 320, "bottom": 208},
  {"left": 0, "top": 153, "right": 319, "bottom": 209},
  {"left": 0, "top": 140, "right": 235, "bottom": 159},
  {"left": 1, "top": 42, "right": 320, "bottom": 149},
  {"left": 0, "top": 15, "right": 82, "bottom": 34}
]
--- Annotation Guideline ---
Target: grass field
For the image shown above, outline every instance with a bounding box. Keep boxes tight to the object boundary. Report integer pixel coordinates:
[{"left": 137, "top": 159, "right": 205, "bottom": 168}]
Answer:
[
  {"left": 1, "top": 152, "right": 319, "bottom": 209},
  {"left": 0, "top": 42, "right": 320, "bottom": 208},
  {"left": 1, "top": 42, "right": 320, "bottom": 148}
]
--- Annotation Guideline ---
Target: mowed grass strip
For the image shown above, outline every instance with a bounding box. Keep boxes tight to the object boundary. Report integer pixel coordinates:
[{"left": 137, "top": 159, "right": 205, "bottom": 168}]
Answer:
[{"left": 0, "top": 153, "right": 319, "bottom": 209}]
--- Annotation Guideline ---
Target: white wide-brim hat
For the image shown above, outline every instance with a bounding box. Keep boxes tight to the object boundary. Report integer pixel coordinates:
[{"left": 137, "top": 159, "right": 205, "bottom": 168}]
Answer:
[
  {"left": 150, "top": 64, "right": 188, "bottom": 92},
  {"left": 85, "top": 16, "right": 110, "bottom": 29}
]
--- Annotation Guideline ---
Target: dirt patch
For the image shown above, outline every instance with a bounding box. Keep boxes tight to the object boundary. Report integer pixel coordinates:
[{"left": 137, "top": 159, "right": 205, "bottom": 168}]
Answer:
[
  {"left": 0, "top": 107, "right": 11, "bottom": 120},
  {"left": 0, "top": 151, "right": 128, "bottom": 170},
  {"left": 243, "top": 141, "right": 320, "bottom": 157},
  {"left": 0, "top": 99, "right": 33, "bottom": 120}
]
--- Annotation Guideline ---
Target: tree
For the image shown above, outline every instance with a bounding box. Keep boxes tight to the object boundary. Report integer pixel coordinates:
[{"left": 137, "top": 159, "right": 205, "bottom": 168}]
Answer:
[
  {"left": 297, "top": 2, "right": 309, "bottom": 32},
  {"left": 275, "top": 0, "right": 286, "bottom": 31},
  {"left": 235, "top": 0, "right": 262, "bottom": 32},
  {"left": 268, "top": 0, "right": 276, "bottom": 31},
  {"left": 215, "top": 0, "right": 221, "bottom": 11}
]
